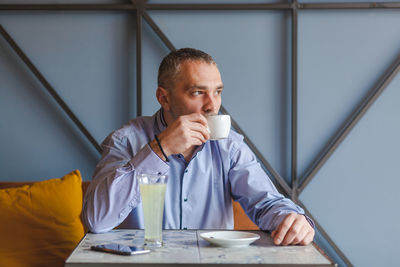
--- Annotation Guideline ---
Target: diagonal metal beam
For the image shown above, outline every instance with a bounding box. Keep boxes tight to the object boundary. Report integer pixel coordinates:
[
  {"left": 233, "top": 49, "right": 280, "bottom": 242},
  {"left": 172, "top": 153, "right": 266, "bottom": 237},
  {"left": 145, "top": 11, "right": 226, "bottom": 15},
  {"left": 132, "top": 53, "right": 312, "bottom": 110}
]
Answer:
[
  {"left": 142, "top": 11, "right": 176, "bottom": 52},
  {"left": 298, "top": 51, "right": 400, "bottom": 194},
  {"left": 0, "top": 24, "right": 102, "bottom": 154},
  {"left": 297, "top": 200, "right": 353, "bottom": 267}
]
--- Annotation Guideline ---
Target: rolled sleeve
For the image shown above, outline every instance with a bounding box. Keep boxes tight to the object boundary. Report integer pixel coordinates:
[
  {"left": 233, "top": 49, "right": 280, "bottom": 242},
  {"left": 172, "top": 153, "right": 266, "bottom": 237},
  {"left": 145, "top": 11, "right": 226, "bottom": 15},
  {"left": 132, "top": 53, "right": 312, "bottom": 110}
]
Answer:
[{"left": 129, "top": 144, "right": 169, "bottom": 175}]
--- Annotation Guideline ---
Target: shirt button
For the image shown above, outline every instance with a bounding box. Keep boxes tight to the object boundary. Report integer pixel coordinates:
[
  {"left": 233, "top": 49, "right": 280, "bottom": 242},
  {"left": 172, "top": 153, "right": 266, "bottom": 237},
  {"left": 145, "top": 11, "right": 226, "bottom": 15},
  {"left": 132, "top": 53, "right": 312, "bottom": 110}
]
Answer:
[
  {"left": 184, "top": 198, "right": 188, "bottom": 202},
  {"left": 184, "top": 169, "right": 188, "bottom": 173}
]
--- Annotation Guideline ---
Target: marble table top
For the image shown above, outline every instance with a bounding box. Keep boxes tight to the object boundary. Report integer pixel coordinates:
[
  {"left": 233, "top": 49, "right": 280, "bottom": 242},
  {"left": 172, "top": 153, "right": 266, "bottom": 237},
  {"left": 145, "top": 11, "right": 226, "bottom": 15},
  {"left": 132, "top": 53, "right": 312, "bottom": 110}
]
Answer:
[{"left": 65, "top": 229, "right": 335, "bottom": 267}]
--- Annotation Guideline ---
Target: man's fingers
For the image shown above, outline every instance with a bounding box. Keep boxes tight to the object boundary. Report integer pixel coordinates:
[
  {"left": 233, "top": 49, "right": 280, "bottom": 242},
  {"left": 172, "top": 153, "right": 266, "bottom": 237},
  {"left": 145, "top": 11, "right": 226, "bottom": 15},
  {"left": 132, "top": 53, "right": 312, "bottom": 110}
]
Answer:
[
  {"left": 179, "top": 114, "right": 210, "bottom": 140},
  {"left": 288, "top": 223, "right": 308, "bottom": 245},
  {"left": 186, "top": 113, "right": 208, "bottom": 126},
  {"left": 190, "top": 130, "right": 208, "bottom": 145},
  {"left": 300, "top": 230, "right": 314, "bottom": 246},
  {"left": 280, "top": 216, "right": 304, "bottom": 245},
  {"left": 189, "top": 122, "right": 210, "bottom": 140},
  {"left": 273, "top": 214, "right": 296, "bottom": 245},
  {"left": 273, "top": 214, "right": 315, "bottom": 246}
]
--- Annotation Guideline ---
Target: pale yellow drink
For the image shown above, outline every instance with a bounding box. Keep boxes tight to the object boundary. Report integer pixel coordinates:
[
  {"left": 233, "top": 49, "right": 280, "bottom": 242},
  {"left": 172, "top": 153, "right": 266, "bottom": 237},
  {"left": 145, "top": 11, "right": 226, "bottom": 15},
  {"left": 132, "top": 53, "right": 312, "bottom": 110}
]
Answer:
[{"left": 139, "top": 174, "right": 168, "bottom": 247}]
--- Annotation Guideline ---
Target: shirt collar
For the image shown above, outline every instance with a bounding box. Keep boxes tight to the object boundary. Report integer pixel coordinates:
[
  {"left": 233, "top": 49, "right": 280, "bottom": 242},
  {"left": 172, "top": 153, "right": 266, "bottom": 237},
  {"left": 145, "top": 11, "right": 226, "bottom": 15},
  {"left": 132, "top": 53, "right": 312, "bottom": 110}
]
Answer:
[{"left": 155, "top": 108, "right": 167, "bottom": 133}]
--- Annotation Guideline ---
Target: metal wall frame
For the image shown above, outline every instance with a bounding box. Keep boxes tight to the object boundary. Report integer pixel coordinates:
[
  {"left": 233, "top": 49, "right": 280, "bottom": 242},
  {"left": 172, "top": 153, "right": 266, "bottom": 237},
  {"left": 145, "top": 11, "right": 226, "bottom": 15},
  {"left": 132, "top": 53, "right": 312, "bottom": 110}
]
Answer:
[{"left": 1, "top": 1, "right": 400, "bottom": 266}]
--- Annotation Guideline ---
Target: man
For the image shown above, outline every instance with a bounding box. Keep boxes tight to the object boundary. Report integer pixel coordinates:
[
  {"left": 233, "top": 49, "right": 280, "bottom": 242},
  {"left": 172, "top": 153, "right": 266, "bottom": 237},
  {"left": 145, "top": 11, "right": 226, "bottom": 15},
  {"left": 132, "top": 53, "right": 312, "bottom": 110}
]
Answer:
[{"left": 83, "top": 48, "right": 315, "bottom": 246}]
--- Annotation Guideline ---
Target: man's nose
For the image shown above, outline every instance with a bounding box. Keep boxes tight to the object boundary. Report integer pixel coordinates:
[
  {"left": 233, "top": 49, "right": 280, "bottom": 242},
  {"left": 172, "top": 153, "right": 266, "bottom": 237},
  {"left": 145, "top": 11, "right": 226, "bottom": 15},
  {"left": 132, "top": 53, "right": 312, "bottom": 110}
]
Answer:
[{"left": 203, "top": 92, "right": 218, "bottom": 114}]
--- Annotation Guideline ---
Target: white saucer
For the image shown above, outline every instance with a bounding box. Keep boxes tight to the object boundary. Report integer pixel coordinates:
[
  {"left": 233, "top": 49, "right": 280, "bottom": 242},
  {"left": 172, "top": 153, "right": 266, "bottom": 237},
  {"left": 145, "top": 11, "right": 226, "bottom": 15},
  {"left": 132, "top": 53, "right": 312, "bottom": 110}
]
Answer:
[{"left": 200, "top": 231, "right": 260, "bottom": 248}]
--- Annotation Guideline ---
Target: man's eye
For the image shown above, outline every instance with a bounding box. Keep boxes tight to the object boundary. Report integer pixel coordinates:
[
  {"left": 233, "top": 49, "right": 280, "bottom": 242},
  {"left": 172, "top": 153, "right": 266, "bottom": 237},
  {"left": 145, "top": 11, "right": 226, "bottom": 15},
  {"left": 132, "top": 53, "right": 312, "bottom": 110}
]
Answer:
[
  {"left": 192, "top": 91, "right": 202, "bottom": 96},
  {"left": 215, "top": 90, "right": 223, "bottom": 95}
]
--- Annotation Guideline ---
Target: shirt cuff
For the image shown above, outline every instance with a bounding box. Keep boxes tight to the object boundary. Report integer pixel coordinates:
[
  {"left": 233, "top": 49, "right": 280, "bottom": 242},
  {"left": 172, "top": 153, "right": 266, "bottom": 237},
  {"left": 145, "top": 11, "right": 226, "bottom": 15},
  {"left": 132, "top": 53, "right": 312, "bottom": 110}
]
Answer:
[
  {"left": 304, "top": 214, "right": 315, "bottom": 229},
  {"left": 128, "top": 144, "right": 169, "bottom": 175}
]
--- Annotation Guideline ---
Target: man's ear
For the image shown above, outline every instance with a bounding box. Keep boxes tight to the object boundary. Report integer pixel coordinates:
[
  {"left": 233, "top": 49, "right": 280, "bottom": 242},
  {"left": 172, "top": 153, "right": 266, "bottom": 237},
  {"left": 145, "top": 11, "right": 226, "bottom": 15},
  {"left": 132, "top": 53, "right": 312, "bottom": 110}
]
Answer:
[{"left": 156, "top": 87, "right": 170, "bottom": 111}]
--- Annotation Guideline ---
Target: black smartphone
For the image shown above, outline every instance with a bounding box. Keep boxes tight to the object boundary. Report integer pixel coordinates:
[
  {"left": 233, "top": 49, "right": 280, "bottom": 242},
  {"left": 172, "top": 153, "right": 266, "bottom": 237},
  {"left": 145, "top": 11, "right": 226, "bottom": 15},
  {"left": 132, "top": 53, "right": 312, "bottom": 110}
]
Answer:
[{"left": 91, "top": 243, "right": 151, "bottom": 256}]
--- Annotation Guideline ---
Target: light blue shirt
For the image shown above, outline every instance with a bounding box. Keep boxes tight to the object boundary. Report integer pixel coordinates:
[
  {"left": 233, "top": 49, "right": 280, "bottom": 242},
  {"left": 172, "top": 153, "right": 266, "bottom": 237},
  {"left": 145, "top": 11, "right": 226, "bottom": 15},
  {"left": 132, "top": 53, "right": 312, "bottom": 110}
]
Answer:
[{"left": 83, "top": 109, "right": 310, "bottom": 233}]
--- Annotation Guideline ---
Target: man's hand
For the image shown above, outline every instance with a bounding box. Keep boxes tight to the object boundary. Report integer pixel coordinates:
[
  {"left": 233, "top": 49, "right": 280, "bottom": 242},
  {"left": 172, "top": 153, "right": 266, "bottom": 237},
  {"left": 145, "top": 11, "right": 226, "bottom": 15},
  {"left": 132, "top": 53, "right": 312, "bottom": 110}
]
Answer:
[
  {"left": 271, "top": 213, "right": 314, "bottom": 246},
  {"left": 157, "top": 113, "right": 210, "bottom": 156}
]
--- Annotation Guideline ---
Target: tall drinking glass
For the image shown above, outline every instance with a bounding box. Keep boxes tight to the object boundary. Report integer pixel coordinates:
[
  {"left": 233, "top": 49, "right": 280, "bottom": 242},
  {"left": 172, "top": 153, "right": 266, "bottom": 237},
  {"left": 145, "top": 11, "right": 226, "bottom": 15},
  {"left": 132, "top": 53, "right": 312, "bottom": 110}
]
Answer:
[{"left": 138, "top": 173, "right": 168, "bottom": 247}]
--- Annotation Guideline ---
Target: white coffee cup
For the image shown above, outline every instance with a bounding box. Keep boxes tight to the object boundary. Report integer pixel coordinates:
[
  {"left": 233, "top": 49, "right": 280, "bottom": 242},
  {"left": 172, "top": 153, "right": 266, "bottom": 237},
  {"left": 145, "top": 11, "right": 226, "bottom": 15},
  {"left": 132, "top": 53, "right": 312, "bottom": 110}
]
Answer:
[{"left": 206, "top": 114, "right": 231, "bottom": 140}]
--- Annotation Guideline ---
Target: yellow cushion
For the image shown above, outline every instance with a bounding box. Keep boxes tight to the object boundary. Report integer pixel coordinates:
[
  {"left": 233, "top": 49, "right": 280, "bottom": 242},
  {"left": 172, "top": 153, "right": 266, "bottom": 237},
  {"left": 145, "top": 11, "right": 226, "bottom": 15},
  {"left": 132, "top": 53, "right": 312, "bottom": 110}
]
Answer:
[{"left": 0, "top": 170, "right": 85, "bottom": 267}]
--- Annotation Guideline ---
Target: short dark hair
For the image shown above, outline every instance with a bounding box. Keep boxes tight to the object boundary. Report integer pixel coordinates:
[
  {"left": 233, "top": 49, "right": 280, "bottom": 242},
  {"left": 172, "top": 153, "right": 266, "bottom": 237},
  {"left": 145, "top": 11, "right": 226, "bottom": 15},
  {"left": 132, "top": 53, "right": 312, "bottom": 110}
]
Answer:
[{"left": 157, "top": 48, "right": 216, "bottom": 89}]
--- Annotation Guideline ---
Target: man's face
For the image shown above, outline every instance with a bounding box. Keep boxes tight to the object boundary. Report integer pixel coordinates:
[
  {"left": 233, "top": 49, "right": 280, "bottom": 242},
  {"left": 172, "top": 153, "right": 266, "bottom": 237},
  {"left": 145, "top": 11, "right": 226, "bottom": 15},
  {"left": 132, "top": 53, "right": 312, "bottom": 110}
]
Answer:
[{"left": 165, "top": 60, "right": 224, "bottom": 121}]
